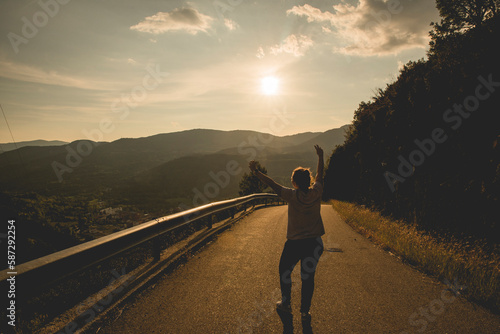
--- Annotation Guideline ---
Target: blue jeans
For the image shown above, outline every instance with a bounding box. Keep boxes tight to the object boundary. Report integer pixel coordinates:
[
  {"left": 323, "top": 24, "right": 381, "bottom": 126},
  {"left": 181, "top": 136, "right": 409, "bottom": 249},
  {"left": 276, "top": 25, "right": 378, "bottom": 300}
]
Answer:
[{"left": 279, "top": 236, "right": 324, "bottom": 313}]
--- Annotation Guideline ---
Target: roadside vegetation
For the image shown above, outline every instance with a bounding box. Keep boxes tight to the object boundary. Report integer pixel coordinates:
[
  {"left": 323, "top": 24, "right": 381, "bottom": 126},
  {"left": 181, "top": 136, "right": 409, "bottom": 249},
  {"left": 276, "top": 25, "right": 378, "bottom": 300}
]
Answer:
[{"left": 330, "top": 200, "right": 500, "bottom": 313}]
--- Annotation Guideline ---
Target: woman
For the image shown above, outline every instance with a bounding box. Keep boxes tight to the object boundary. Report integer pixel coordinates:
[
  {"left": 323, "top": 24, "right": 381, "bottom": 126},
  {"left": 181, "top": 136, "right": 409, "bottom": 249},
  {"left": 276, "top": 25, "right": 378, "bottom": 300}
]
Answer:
[{"left": 248, "top": 145, "right": 325, "bottom": 319}]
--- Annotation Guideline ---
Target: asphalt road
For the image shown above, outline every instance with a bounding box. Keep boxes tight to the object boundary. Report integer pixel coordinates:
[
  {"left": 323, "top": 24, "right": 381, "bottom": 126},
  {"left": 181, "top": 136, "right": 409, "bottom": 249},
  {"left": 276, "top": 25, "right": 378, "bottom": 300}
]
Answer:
[{"left": 99, "top": 205, "right": 500, "bottom": 333}]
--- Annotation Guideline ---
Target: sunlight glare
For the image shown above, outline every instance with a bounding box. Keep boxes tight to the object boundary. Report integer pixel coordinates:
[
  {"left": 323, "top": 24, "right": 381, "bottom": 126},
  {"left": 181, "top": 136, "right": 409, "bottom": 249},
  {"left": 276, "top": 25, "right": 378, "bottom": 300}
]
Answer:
[{"left": 261, "top": 76, "right": 279, "bottom": 95}]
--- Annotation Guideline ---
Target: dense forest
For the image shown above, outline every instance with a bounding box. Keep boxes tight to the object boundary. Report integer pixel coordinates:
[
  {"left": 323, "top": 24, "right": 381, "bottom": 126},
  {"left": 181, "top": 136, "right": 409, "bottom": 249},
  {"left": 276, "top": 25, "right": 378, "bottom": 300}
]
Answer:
[{"left": 324, "top": 0, "right": 500, "bottom": 241}]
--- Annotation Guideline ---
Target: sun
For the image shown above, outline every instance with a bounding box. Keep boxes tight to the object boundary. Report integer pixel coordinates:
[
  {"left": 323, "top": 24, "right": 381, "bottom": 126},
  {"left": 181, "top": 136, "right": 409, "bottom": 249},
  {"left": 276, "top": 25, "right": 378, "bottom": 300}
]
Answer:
[{"left": 260, "top": 76, "right": 280, "bottom": 95}]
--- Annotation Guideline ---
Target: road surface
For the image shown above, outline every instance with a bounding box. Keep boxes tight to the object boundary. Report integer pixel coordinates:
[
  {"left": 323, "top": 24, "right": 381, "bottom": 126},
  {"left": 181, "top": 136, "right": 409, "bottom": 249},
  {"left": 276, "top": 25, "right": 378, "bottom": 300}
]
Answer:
[{"left": 99, "top": 205, "right": 500, "bottom": 333}]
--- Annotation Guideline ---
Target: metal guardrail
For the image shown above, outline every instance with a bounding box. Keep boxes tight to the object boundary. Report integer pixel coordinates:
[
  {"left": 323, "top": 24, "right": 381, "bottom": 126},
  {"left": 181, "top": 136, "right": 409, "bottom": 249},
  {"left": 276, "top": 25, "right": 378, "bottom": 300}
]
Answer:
[{"left": 0, "top": 193, "right": 279, "bottom": 291}]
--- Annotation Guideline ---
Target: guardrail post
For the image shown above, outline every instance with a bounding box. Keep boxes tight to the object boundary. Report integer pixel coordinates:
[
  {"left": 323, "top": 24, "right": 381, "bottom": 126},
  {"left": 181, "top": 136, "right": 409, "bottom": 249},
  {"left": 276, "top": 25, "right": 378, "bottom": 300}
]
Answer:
[
  {"left": 231, "top": 208, "right": 235, "bottom": 219},
  {"left": 208, "top": 214, "right": 213, "bottom": 229},
  {"left": 153, "top": 237, "right": 161, "bottom": 262}
]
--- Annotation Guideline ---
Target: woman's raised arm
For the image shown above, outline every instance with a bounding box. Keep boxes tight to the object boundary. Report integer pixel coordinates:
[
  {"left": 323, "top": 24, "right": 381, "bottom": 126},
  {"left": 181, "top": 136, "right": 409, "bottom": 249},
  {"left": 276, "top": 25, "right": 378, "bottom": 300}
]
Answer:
[
  {"left": 314, "top": 145, "right": 324, "bottom": 185},
  {"left": 249, "top": 160, "right": 282, "bottom": 196}
]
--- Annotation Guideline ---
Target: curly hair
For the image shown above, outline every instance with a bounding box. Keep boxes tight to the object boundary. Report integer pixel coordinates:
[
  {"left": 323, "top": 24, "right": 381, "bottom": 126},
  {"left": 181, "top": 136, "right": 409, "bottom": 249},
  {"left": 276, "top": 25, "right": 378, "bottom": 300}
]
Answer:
[{"left": 291, "top": 167, "right": 312, "bottom": 192}]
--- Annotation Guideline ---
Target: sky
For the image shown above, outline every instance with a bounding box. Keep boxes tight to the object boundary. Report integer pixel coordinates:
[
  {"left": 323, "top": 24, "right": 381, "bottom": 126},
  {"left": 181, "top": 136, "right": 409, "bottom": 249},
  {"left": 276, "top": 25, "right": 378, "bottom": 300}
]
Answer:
[{"left": 0, "top": 0, "right": 440, "bottom": 142}]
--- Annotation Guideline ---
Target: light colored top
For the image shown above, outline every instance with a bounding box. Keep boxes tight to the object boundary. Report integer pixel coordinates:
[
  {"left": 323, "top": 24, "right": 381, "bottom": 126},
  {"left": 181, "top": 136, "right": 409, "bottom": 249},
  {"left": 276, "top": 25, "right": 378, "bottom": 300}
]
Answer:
[{"left": 279, "top": 182, "right": 325, "bottom": 240}]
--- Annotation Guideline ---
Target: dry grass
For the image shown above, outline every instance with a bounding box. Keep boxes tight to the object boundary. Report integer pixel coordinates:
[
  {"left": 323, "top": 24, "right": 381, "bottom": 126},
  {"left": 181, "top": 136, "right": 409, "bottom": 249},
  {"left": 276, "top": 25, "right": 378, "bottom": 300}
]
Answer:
[{"left": 330, "top": 200, "right": 500, "bottom": 313}]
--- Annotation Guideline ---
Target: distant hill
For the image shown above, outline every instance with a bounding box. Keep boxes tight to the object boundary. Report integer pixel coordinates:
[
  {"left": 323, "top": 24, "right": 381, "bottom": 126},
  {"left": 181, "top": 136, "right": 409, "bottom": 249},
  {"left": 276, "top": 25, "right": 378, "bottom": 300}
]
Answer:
[
  {"left": 216, "top": 126, "right": 350, "bottom": 157},
  {"left": 0, "top": 140, "right": 68, "bottom": 153},
  {"left": 279, "top": 132, "right": 322, "bottom": 146},
  {"left": 0, "top": 127, "right": 349, "bottom": 204},
  {"left": 0, "top": 126, "right": 349, "bottom": 263},
  {"left": 289, "top": 125, "right": 350, "bottom": 154}
]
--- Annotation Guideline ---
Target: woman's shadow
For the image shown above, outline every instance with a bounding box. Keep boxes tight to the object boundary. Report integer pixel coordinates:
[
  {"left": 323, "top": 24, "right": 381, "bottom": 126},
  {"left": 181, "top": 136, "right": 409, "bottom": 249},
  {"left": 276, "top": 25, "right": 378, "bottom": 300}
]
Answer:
[{"left": 276, "top": 309, "right": 313, "bottom": 334}]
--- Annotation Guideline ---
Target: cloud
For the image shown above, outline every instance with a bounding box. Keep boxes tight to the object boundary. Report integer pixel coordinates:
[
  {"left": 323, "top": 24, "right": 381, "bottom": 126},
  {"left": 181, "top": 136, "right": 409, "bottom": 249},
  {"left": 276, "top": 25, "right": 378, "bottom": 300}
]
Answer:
[
  {"left": 287, "top": 0, "right": 439, "bottom": 56},
  {"left": 130, "top": 7, "right": 214, "bottom": 35},
  {"left": 224, "top": 18, "right": 238, "bottom": 31},
  {"left": 0, "top": 59, "right": 116, "bottom": 91},
  {"left": 270, "top": 34, "right": 314, "bottom": 57},
  {"left": 256, "top": 46, "right": 265, "bottom": 59},
  {"left": 287, "top": 4, "right": 334, "bottom": 22}
]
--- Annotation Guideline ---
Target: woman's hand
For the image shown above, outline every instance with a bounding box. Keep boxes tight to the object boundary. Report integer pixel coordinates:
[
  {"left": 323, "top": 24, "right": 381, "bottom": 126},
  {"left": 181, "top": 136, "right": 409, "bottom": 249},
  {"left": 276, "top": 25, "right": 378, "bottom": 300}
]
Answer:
[
  {"left": 314, "top": 145, "right": 323, "bottom": 157},
  {"left": 249, "top": 160, "right": 258, "bottom": 173}
]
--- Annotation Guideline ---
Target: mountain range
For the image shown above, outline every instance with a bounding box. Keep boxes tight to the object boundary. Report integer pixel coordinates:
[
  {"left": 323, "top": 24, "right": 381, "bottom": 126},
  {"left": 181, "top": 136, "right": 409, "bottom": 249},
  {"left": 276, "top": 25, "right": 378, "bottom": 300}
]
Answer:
[
  {"left": 0, "top": 140, "right": 68, "bottom": 152},
  {"left": 0, "top": 126, "right": 349, "bottom": 211}
]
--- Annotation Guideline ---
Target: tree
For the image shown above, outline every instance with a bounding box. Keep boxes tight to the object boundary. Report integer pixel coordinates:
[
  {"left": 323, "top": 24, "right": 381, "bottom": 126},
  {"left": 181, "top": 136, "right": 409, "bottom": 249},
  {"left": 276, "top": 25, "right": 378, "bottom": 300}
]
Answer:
[
  {"left": 238, "top": 162, "right": 269, "bottom": 196},
  {"left": 432, "top": 0, "right": 499, "bottom": 36},
  {"left": 323, "top": 8, "right": 500, "bottom": 240}
]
